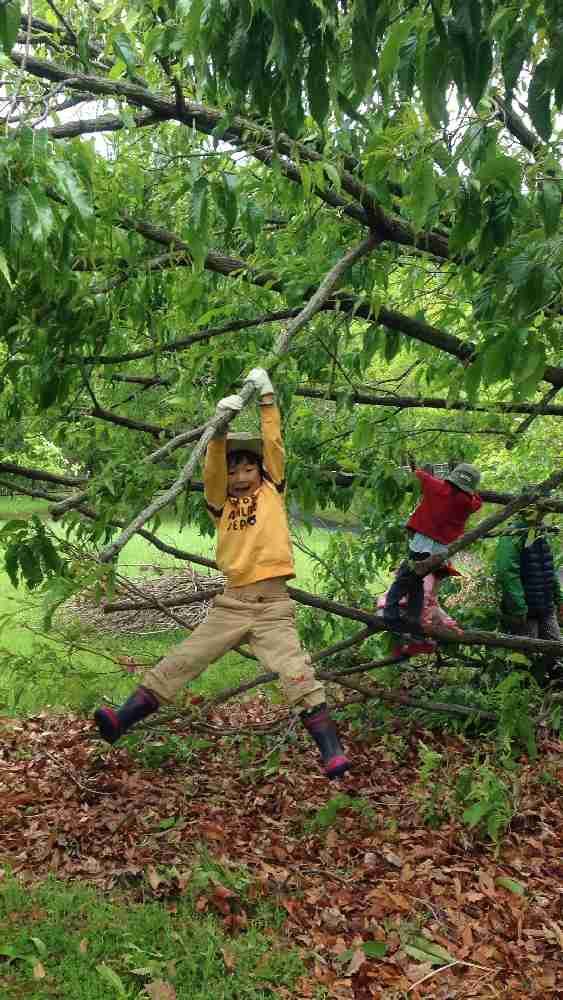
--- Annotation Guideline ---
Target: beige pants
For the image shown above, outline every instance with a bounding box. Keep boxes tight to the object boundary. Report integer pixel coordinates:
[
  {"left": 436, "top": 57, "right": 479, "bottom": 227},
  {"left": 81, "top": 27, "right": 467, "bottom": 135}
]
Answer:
[{"left": 141, "top": 578, "right": 325, "bottom": 710}]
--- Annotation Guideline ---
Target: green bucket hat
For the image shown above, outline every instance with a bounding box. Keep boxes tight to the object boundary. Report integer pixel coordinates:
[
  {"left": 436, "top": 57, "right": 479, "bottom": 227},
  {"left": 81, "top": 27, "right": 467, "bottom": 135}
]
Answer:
[
  {"left": 445, "top": 463, "right": 480, "bottom": 494},
  {"left": 226, "top": 432, "right": 263, "bottom": 459}
]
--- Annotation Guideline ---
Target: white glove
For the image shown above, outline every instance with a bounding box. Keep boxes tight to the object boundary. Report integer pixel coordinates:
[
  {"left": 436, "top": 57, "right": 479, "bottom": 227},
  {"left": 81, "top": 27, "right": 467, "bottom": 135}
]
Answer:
[
  {"left": 244, "top": 367, "right": 274, "bottom": 397},
  {"left": 216, "top": 394, "right": 243, "bottom": 412}
]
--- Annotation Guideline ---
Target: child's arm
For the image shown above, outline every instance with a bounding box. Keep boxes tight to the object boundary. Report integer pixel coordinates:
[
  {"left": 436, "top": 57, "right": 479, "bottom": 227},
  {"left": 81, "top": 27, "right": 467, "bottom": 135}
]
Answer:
[
  {"left": 204, "top": 393, "right": 243, "bottom": 517},
  {"left": 244, "top": 368, "right": 285, "bottom": 489},
  {"left": 260, "top": 401, "right": 285, "bottom": 488},
  {"left": 494, "top": 535, "right": 527, "bottom": 618},
  {"left": 469, "top": 493, "right": 483, "bottom": 513},
  {"left": 414, "top": 467, "right": 442, "bottom": 494},
  {"left": 204, "top": 435, "right": 228, "bottom": 518}
]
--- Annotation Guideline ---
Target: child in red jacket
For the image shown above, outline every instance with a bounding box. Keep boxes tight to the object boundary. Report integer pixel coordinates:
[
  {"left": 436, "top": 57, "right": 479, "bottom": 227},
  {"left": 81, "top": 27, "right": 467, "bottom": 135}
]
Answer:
[{"left": 383, "top": 462, "right": 481, "bottom": 636}]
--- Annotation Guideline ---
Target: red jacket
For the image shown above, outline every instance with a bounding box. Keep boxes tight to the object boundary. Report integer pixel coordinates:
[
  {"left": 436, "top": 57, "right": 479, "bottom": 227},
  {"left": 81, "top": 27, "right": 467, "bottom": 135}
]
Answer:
[{"left": 407, "top": 469, "right": 482, "bottom": 545}]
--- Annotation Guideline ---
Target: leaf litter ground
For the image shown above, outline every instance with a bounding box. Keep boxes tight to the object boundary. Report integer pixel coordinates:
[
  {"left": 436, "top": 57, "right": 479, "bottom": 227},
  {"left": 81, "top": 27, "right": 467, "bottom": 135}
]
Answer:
[{"left": 2, "top": 697, "right": 563, "bottom": 999}]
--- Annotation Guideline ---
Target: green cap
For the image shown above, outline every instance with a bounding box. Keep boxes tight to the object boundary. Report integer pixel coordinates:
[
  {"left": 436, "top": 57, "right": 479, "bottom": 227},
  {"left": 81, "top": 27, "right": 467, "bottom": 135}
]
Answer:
[{"left": 445, "top": 463, "right": 480, "bottom": 494}]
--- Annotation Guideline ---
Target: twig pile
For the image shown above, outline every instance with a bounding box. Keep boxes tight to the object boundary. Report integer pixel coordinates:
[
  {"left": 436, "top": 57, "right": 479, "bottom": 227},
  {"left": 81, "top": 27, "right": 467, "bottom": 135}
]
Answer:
[{"left": 60, "top": 569, "right": 225, "bottom": 634}]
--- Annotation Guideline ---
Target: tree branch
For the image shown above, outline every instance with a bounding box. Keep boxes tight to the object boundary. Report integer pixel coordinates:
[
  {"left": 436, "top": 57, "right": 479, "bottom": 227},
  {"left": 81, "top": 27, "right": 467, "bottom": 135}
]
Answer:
[
  {"left": 74, "top": 309, "right": 301, "bottom": 366},
  {"left": 99, "top": 574, "right": 563, "bottom": 658},
  {"left": 103, "top": 214, "right": 563, "bottom": 388},
  {"left": 505, "top": 386, "right": 561, "bottom": 449},
  {"left": 294, "top": 385, "right": 563, "bottom": 418},
  {"left": 18, "top": 55, "right": 450, "bottom": 260}
]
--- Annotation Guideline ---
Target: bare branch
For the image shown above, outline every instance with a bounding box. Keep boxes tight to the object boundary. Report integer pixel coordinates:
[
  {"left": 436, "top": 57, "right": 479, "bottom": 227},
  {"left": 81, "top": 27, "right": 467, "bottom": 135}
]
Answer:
[{"left": 505, "top": 386, "right": 561, "bottom": 449}]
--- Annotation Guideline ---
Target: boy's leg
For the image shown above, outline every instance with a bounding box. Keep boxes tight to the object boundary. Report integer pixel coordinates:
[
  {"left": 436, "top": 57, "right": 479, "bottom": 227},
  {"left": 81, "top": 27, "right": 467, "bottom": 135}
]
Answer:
[
  {"left": 140, "top": 596, "right": 250, "bottom": 703},
  {"left": 384, "top": 553, "right": 427, "bottom": 634},
  {"left": 404, "top": 552, "right": 428, "bottom": 626},
  {"left": 94, "top": 597, "right": 250, "bottom": 743},
  {"left": 383, "top": 561, "right": 412, "bottom": 626},
  {"left": 249, "top": 598, "right": 349, "bottom": 778}
]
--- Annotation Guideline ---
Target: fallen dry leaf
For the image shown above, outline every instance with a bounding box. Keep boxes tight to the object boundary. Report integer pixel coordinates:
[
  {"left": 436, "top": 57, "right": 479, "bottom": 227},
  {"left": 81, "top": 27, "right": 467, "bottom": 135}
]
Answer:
[
  {"left": 221, "top": 947, "right": 236, "bottom": 972},
  {"left": 346, "top": 948, "right": 366, "bottom": 976},
  {"left": 33, "top": 961, "right": 46, "bottom": 980},
  {"left": 143, "top": 979, "right": 177, "bottom": 1000},
  {"left": 146, "top": 865, "right": 161, "bottom": 891}
]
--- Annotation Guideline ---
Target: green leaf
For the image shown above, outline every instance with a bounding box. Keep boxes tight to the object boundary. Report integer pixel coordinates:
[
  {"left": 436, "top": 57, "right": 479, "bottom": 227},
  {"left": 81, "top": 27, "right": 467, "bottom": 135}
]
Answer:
[
  {"left": 538, "top": 179, "right": 561, "bottom": 237},
  {"left": 30, "top": 937, "right": 48, "bottom": 956},
  {"left": 213, "top": 173, "right": 238, "bottom": 232},
  {"left": 379, "top": 17, "right": 412, "bottom": 85},
  {"left": 0, "top": 1, "right": 21, "bottom": 55},
  {"left": 323, "top": 163, "right": 341, "bottom": 193},
  {"left": 495, "top": 876, "right": 526, "bottom": 895},
  {"left": 307, "top": 41, "right": 329, "bottom": 128},
  {"left": 421, "top": 34, "right": 448, "bottom": 128},
  {"left": 408, "top": 159, "right": 435, "bottom": 230},
  {"left": 449, "top": 184, "right": 482, "bottom": 253},
  {"left": 528, "top": 60, "right": 552, "bottom": 141},
  {"left": 408, "top": 935, "right": 456, "bottom": 964},
  {"left": 112, "top": 31, "right": 138, "bottom": 75},
  {"left": 477, "top": 153, "right": 521, "bottom": 193},
  {"left": 77, "top": 24, "right": 91, "bottom": 69},
  {"left": 404, "top": 944, "right": 447, "bottom": 967},
  {"left": 17, "top": 543, "right": 43, "bottom": 589},
  {"left": 502, "top": 22, "right": 533, "bottom": 96},
  {"left": 0, "top": 248, "right": 13, "bottom": 288},
  {"left": 467, "top": 36, "right": 492, "bottom": 108},
  {"left": 5, "top": 546, "right": 20, "bottom": 589},
  {"left": 462, "top": 800, "right": 488, "bottom": 828},
  {"left": 192, "top": 175, "right": 209, "bottom": 233},
  {"left": 96, "top": 963, "right": 128, "bottom": 997},
  {"left": 362, "top": 940, "right": 387, "bottom": 958},
  {"left": 51, "top": 162, "right": 93, "bottom": 220}
]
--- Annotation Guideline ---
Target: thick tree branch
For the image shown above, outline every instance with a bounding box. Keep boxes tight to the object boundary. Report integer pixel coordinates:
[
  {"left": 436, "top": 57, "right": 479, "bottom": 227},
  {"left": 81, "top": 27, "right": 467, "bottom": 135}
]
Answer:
[
  {"left": 16, "top": 54, "right": 451, "bottom": 260},
  {"left": 0, "top": 462, "right": 85, "bottom": 487},
  {"left": 493, "top": 95, "right": 542, "bottom": 156},
  {"left": 100, "top": 575, "right": 563, "bottom": 657},
  {"left": 106, "top": 215, "right": 563, "bottom": 387},
  {"left": 88, "top": 405, "right": 171, "bottom": 438},
  {"left": 294, "top": 385, "right": 563, "bottom": 418}
]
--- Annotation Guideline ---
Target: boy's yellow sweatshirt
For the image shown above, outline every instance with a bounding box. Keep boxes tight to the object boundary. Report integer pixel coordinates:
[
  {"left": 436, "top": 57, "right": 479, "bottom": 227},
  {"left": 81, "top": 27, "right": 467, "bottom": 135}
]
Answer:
[{"left": 204, "top": 404, "right": 295, "bottom": 587}]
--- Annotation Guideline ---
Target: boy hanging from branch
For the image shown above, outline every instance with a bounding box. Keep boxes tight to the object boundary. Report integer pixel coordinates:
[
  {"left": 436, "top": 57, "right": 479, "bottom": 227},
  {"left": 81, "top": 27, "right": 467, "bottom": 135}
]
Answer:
[
  {"left": 383, "top": 458, "right": 482, "bottom": 654},
  {"left": 94, "top": 368, "right": 350, "bottom": 779}
]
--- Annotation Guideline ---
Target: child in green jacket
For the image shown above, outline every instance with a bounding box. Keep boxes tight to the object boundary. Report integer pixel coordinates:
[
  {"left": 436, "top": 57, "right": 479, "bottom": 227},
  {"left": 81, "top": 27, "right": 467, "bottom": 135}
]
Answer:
[{"left": 495, "top": 508, "right": 562, "bottom": 678}]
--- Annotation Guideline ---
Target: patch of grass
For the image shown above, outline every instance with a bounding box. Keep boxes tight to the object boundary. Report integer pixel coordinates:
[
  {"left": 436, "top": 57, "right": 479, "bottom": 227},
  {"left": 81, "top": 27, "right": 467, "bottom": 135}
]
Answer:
[
  {"left": 0, "top": 870, "right": 305, "bottom": 999},
  {"left": 0, "top": 497, "right": 51, "bottom": 521}
]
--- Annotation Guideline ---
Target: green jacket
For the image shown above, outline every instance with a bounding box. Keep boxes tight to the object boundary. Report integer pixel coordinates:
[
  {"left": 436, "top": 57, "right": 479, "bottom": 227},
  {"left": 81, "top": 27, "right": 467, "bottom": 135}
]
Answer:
[{"left": 494, "top": 523, "right": 562, "bottom": 617}]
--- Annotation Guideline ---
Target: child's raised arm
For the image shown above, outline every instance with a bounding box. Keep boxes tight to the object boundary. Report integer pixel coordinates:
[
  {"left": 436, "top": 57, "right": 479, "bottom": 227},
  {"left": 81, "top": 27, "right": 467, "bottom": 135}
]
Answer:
[
  {"left": 244, "top": 368, "right": 285, "bottom": 489},
  {"left": 204, "top": 394, "right": 243, "bottom": 517}
]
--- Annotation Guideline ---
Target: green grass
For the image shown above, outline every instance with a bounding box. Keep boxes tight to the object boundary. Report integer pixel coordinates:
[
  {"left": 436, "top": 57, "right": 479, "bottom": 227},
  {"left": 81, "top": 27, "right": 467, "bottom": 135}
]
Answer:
[
  {"left": 0, "top": 503, "right": 348, "bottom": 717},
  {"left": 0, "top": 867, "right": 305, "bottom": 999},
  {"left": 0, "top": 497, "right": 51, "bottom": 520}
]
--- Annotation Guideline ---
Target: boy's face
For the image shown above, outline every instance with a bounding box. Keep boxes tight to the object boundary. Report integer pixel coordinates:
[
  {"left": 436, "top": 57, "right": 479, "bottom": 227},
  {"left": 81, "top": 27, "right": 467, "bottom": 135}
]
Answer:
[{"left": 227, "top": 454, "right": 262, "bottom": 499}]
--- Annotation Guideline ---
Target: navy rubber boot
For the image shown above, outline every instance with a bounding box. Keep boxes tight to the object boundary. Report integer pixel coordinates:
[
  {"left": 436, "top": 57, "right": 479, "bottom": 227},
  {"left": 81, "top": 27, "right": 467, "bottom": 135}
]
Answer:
[
  {"left": 94, "top": 686, "right": 159, "bottom": 744},
  {"left": 301, "top": 704, "right": 350, "bottom": 779}
]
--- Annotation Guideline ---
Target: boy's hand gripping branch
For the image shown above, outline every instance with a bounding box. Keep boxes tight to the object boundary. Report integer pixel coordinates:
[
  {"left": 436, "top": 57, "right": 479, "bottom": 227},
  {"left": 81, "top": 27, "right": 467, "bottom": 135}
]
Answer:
[{"left": 244, "top": 368, "right": 274, "bottom": 398}]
